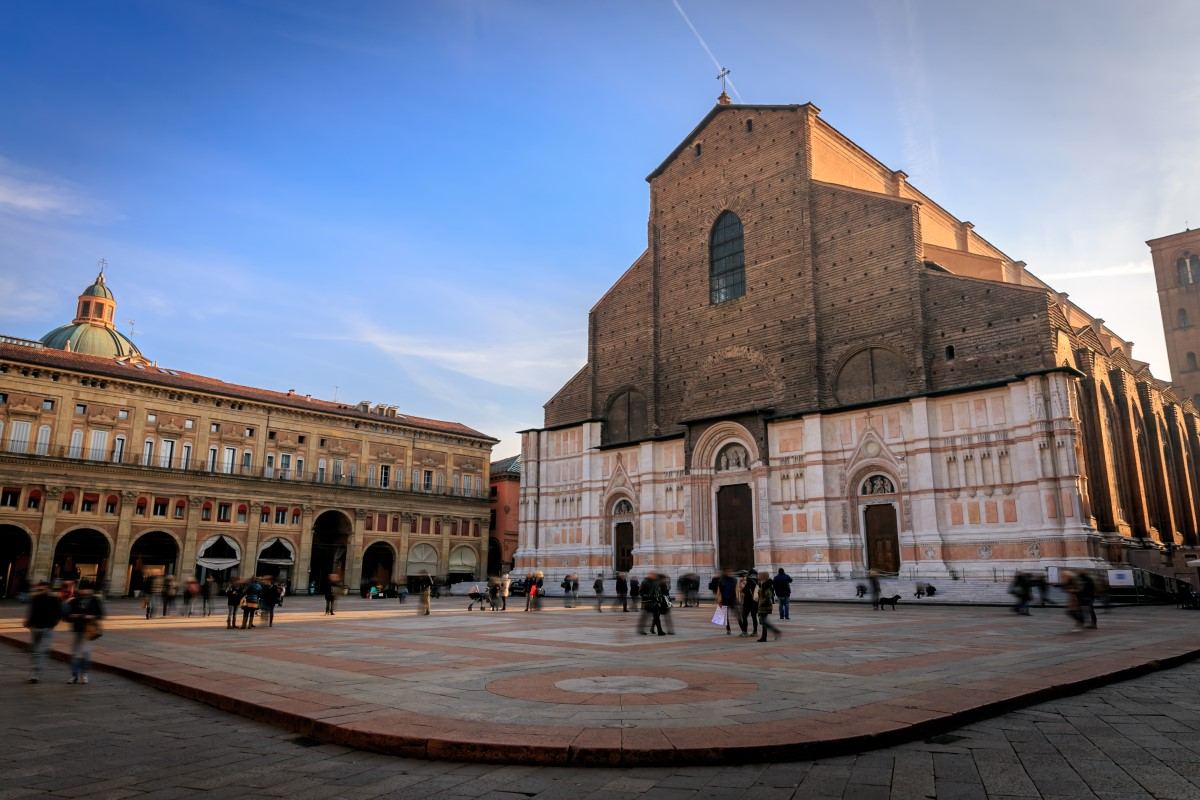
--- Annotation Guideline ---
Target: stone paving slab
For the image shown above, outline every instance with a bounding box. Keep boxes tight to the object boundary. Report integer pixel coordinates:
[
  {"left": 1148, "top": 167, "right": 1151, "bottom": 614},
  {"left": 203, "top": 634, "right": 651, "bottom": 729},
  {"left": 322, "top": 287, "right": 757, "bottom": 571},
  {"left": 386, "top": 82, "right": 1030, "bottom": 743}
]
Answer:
[{"left": 2, "top": 596, "right": 1198, "bottom": 766}]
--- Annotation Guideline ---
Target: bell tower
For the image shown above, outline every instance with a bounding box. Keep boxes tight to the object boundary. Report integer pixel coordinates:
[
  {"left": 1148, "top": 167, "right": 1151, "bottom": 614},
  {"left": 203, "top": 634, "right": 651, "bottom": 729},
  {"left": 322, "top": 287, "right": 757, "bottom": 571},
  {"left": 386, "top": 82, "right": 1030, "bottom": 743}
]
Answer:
[{"left": 1148, "top": 227, "right": 1200, "bottom": 405}]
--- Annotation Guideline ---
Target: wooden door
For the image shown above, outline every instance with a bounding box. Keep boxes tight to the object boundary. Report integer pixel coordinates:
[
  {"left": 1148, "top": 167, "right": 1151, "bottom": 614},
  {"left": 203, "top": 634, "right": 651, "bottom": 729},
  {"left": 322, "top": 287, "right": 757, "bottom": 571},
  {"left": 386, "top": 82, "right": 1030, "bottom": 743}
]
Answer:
[
  {"left": 864, "top": 504, "right": 900, "bottom": 573},
  {"left": 614, "top": 522, "right": 634, "bottom": 573},
  {"left": 717, "top": 484, "right": 754, "bottom": 571}
]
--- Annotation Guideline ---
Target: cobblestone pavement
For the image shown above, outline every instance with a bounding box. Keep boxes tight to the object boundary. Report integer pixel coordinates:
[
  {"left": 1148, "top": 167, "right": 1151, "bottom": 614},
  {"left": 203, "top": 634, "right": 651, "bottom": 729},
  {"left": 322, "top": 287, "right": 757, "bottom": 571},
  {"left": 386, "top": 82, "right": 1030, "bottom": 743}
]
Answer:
[
  {"left": 1, "top": 597, "right": 1199, "bottom": 765},
  {"left": 3, "top": 642, "right": 1200, "bottom": 799}
]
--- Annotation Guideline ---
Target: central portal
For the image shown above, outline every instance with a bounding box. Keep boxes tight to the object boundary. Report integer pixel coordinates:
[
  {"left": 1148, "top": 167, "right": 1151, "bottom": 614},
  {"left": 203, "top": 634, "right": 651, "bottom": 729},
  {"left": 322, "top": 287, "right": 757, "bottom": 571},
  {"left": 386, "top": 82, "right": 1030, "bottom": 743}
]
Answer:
[
  {"left": 614, "top": 522, "right": 633, "bottom": 573},
  {"left": 864, "top": 504, "right": 900, "bottom": 574},
  {"left": 716, "top": 483, "right": 754, "bottom": 571}
]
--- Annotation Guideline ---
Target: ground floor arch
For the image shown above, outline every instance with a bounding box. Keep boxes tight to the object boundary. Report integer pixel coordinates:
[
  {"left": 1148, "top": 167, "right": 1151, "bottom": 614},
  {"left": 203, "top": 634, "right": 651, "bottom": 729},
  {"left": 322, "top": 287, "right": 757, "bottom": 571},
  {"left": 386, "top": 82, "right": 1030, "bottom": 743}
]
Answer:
[
  {"left": 194, "top": 534, "right": 242, "bottom": 586},
  {"left": 310, "top": 510, "right": 352, "bottom": 594},
  {"left": 53, "top": 528, "right": 111, "bottom": 587},
  {"left": 0, "top": 524, "right": 32, "bottom": 597},
  {"left": 127, "top": 531, "right": 179, "bottom": 596},
  {"left": 448, "top": 544, "right": 479, "bottom": 583},
  {"left": 360, "top": 541, "right": 395, "bottom": 593},
  {"left": 256, "top": 537, "right": 296, "bottom": 589},
  {"left": 406, "top": 542, "right": 438, "bottom": 591}
]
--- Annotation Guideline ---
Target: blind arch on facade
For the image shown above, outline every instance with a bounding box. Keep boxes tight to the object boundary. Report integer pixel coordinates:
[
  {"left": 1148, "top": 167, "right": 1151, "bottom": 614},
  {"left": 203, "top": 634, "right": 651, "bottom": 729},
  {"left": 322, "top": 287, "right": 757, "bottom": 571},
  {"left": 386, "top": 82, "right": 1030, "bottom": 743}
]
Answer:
[{"left": 407, "top": 543, "right": 439, "bottom": 575}]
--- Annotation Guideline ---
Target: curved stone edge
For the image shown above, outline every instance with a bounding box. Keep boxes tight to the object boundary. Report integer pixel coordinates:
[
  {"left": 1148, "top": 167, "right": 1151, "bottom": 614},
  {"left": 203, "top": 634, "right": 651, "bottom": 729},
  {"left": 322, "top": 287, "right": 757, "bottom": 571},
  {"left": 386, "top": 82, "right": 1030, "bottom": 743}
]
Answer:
[{"left": 3, "top": 632, "right": 1197, "bottom": 767}]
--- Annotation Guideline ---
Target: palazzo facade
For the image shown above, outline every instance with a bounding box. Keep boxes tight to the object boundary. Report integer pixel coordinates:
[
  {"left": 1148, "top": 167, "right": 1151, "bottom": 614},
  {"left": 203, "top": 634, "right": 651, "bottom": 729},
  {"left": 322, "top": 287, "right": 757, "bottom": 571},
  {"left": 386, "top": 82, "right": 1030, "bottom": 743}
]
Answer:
[
  {"left": 516, "top": 98, "right": 1200, "bottom": 592},
  {"left": 0, "top": 274, "right": 495, "bottom": 596}
]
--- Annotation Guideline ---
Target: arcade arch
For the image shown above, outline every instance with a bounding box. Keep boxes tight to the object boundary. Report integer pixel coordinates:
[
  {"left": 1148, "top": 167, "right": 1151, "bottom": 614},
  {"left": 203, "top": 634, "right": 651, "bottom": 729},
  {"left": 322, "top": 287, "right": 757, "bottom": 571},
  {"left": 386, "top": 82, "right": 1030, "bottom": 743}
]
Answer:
[
  {"left": 0, "top": 524, "right": 32, "bottom": 598},
  {"left": 53, "top": 528, "right": 111, "bottom": 587},
  {"left": 127, "top": 531, "right": 179, "bottom": 595},
  {"left": 310, "top": 510, "right": 352, "bottom": 593}
]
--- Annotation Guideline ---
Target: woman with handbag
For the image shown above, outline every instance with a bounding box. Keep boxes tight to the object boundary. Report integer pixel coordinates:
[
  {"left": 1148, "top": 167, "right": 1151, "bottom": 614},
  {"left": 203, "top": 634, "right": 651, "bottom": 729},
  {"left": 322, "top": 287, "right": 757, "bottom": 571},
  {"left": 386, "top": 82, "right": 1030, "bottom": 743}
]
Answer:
[{"left": 65, "top": 580, "right": 104, "bottom": 684}]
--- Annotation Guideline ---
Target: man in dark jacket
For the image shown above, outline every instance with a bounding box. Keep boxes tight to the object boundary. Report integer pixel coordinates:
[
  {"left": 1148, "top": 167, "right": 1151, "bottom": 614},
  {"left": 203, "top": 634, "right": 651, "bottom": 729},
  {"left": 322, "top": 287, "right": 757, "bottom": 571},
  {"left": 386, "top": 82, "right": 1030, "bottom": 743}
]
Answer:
[
  {"left": 773, "top": 568, "right": 793, "bottom": 620},
  {"left": 225, "top": 579, "right": 243, "bottom": 629},
  {"left": 24, "top": 580, "right": 61, "bottom": 683},
  {"left": 65, "top": 581, "right": 104, "bottom": 684},
  {"left": 615, "top": 573, "right": 629, "bottom": 612},
  {"left": 259, "top": 576, "right": 279, "bottom": 627},
  {"left": 717, "top": 570, "right": 739, "bottom": 635}
]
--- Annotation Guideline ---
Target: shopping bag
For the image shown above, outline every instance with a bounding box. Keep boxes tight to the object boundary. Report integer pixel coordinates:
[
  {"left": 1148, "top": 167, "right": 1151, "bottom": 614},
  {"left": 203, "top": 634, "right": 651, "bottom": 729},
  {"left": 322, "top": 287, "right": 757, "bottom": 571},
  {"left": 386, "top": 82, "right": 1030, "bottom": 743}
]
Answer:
[{"left": 711, "top": 606, "right": 727, "bottom": 627}]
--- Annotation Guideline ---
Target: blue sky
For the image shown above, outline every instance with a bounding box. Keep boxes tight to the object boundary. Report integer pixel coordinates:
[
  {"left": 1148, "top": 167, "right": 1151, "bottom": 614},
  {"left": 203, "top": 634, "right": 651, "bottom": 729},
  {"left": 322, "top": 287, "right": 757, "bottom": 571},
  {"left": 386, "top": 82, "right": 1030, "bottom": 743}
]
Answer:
[{"left": 2, "top": 0, "right": 1197, "bottom": 458}]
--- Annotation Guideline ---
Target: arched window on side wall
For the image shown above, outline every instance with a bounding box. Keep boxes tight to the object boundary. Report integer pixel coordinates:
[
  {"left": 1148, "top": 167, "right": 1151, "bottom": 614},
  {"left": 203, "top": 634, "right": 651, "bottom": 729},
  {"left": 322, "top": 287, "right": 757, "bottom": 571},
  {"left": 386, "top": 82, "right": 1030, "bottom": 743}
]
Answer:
[
  {"left": 710, "top": 211, "right": 745, "bottom": 304},
  {"left": 1192, "top": 254, "right": 1200, "bottom": 284},
  {"left": 1187, "top": 352, "right": 1198, "bottom": 371},
  {"left": 1179, "top": 257, "right": 1193, "bottom": 286},
  {"left": 1179, "top": 308, "right": 1190, "bottom": 328}
]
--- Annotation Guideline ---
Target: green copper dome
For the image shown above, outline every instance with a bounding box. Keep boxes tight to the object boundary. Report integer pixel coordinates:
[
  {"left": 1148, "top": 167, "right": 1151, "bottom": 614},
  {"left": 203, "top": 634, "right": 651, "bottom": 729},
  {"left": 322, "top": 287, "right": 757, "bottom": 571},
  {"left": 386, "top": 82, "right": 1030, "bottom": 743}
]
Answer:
[
  {"left": 40, "top": 322, "right": 142, "bottom": 358},
  {"left": 79, "top": 279, "right": 114, "bottom": 299}
]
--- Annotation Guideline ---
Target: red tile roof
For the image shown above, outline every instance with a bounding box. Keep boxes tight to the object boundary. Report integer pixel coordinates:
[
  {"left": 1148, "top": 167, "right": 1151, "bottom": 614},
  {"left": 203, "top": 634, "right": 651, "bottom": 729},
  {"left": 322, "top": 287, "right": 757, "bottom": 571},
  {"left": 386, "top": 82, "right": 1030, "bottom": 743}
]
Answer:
[{"left": 0, "top": 342, "right": 496, "bottom": 442}]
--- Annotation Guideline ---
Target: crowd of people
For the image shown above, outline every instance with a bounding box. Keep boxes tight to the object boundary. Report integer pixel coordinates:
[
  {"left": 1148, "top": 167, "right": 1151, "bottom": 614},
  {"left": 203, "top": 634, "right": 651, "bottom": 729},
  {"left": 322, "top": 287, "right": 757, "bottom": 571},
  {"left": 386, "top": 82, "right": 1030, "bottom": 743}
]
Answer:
[{"left": 21, "top": 578, "right": 104, "bottom": 685}]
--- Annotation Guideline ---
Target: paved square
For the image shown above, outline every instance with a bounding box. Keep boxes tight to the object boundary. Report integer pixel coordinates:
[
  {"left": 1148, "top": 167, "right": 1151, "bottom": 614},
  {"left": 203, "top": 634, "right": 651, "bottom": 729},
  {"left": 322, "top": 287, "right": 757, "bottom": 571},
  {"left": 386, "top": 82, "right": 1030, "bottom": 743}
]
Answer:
[{"left": 2, "top": 596, "right": 1197, "bottom": 766}]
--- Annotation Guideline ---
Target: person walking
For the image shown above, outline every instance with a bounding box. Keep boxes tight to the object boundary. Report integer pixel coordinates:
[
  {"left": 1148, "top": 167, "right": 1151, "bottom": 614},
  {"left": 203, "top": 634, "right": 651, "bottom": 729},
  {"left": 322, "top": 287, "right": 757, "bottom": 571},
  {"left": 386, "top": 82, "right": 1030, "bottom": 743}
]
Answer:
[
  {"left": 225, "top": 578, "right": 243, "bottom": 630},
  {"left": 716, "top": 569, "right": 739, "bottom": 635},
  {"left": 638, "top": 570, "right": 666, "bottom": 636},
  {"left": 500, "top": 573, "right": 510, "bottom": 611},
  {"left": 657, "top": 573, "right": 675, "bottom": 634},
  {"left": 163, "top": 577, "right": 178, "bottom": 617},
  {"left": 755, "top": 571, "right": 781, "bottom": 642},
  {"left": 1010, "top": 572, "right": 1032, "bottom": 616},
  {"left": 1077, "top": 571, "right": 1098, "bottom": 629},
  {"left": 524, "top": 572, "right": 535, "bottom": 612},
  {"left": 739, "top": 571, "right": 759, "bottom": 638},
  {"left": 571, "top": 575, "right": 580, "bottom": 608},
  {"left": 593, "top": 574, "right": 605, "bottom": 612},
  {"left": 201, "top": 575, "right": 215, "bottom": 617},
  {"left": 183, "top": 578, "right": 199, "bottom": 617},
  {"left": 259, "top": 577, "right": 279, "bottom": 627},
  {"left": 323, "top": 573, "right": 339, "bottom": 616},
  {"left": 240, "top": 577, "right": 262, "bottom": 629},
  {"left": 65, "top": 581, "right": 104, "bottom": 684},
  {"left": 561, "top": 575, "right": 573, "bottom": 608},
  {"left": 629, "top": 576, "right": 641, "bottom": 607},
  {"left": 533, "top": 572, "right": 545, "bottom": 611},
  {"left": 24, "top": 580, "right": 61, "bottom": 683},
  {"left": 772, "top": 568, "right": 793, "bottom": 621},
  {"left": 615, "top": 573, "right": 629, "bottom": 612},
  {"left": 867, "top": 569, "right": 882, "bottom": 610},
  {"left": 417, "top": 571, "right": 433, "bottom": 615}
]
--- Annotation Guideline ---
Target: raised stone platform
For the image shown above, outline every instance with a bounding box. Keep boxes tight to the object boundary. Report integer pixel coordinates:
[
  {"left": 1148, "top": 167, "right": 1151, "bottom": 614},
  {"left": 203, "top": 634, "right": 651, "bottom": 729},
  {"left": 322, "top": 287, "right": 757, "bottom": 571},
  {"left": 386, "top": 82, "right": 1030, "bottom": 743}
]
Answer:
[{"left": 3, "top": 596, "right": 1197, "bottom": 766}]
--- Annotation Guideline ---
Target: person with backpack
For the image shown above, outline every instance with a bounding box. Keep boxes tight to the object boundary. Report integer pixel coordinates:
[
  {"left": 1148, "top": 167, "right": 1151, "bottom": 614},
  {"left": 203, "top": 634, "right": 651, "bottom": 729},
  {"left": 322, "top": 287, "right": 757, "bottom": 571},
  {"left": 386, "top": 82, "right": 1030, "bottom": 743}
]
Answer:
[
  {"left": 593, "top": 574, "right": 605, "bottom": 612},
  {"left": 755, "top": 571, "right": 781, "bottom": 642}
]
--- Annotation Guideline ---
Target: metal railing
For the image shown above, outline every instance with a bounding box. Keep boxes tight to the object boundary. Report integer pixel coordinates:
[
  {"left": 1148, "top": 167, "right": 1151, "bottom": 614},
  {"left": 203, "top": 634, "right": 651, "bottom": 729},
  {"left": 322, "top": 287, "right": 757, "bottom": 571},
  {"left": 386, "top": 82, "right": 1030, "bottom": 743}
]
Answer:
[{"left": 0, "top": 445, "right": 489, "bottom": 499}]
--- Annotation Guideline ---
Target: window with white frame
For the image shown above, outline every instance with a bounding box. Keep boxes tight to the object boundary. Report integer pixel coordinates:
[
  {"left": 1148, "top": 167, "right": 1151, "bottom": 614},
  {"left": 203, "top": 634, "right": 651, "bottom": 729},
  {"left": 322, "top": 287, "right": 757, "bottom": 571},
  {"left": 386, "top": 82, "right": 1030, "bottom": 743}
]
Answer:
[
  {"left": 142, "top": 438, "right": 154, "bottom": 466},
  {"left": 112, "top": 435, "right": 126, "bottom": 463},
  {"left": 67, "top": 428, "right": 84, "bottom": 458},
  {"left": 89, "top": 430, "right": 109, "bottom": 461},
  {"left": 35, "top": 425, "right": 51, "bottom": 456}
]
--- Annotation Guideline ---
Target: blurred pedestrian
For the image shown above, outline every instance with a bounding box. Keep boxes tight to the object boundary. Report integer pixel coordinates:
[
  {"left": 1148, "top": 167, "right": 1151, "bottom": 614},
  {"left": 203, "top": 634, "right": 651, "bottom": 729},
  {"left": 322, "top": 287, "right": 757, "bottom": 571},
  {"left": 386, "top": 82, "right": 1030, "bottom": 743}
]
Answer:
[
  {"left": 658, "top": 573, "right": 675, "bottom": 634},
  {"left": 524, "top": 572, "right": 535, "bottom": 611},
  {"left": 241, "top": 577, "right": 262, "bottom": 629},
  {"left": 163, "top": 576, "right": 178, "bottom": 617},
  {"left": 259, "top": 576, "right": 279, "bottom": 627},
  {"left": 533, "top": 571, "right": 544, "bottom": 611},
  {"left": 225, "top": 578, "right": 243, "bottom": 630},
  {"left": 755, "top": 571, "right": 781, "bottom": 642},
  {"left": 615, "top": 573, "right": 629, "bottom": 612},
  {"left": 1010, "top": 572, "right": 1032, "bottom": 615},
  {"left": 739, "top": 571, "right": 759, "bottom": 638},
  {"left": 716, "top": 569, "right": 738, "bottom": 636},
  {"left": 868, "top": 570, "right": 881, "bottom": 610},
  {"left": 417, "top": 571, "right": 432, "bottom": 615},
  {"left": 201, "top": 575, "right": 215, "bottom": 616},
  {"left": 183, "top": 578, "right": 200, "bottom": 617},
  {"left": 638, "top": 570, "right": 666, "bottom": 636},
  {"left": 773, "top": 568, "right": 792, "bottom": 620},
  {"left": 630, "top": 576, "right": 641, "bottom": 606},
  {"left": 1077, "top": 570, "right": 1098, "bottom": 629},
  {"left": 500, "top": 573, "right": 510, "bottom": 611},
  {"left": 593, "top": 574, "right": 605, "bottom": 612},
  {"left": 24, "top": 580, "right": 61, "bottom": 683},
  {"left": 323, "top": 573, "right": 339, "bottom": 616},
  {"left": 65, "top": 581, "right": 104, "bottom": 684}
]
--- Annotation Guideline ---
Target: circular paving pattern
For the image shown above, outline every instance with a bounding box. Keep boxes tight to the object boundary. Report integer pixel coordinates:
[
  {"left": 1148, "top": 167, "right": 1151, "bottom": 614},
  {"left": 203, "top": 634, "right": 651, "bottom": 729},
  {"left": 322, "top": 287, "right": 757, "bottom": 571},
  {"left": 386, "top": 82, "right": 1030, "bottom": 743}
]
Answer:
[
  {"left": 487, "top": 667, "right": 758, "bottom": 706},
  {"left": 555, "top": 675, "right": 688, "bottom": 694}
]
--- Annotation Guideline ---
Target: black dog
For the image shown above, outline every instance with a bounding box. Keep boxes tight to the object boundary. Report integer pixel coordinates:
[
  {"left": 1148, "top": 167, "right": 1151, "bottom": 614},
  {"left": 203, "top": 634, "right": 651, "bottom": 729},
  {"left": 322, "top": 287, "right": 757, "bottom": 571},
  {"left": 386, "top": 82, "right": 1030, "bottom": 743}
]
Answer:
[{"left": 877, "top": 594, "right": 900, "bottom": 610}]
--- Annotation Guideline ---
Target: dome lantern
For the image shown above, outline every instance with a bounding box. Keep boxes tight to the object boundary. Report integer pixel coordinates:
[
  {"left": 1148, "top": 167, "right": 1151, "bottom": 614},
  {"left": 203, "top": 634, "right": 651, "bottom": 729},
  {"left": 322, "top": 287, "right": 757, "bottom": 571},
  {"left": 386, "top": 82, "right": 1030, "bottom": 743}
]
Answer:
[{"left": 40, "top": 263, "right": 145, "bottom": 360}]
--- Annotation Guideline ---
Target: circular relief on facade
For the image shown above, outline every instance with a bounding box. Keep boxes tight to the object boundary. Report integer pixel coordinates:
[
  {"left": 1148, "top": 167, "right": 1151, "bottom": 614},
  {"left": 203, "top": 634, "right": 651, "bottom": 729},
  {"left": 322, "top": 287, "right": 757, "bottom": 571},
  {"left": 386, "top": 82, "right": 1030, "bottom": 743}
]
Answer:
[
  {"left": 864, "top": 441, "right": 881, "bottom": 457},
  {"left": 556, "top": 676, "right": 688, "bottom": 695}
]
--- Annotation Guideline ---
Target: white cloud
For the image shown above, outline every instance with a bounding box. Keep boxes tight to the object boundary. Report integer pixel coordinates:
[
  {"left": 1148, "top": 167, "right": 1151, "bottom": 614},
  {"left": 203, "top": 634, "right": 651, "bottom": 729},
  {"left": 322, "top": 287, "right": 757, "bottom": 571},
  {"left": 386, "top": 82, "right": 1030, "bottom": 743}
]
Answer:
[{"left": 0, "top": 157, "right": 92, "bottom": 217}]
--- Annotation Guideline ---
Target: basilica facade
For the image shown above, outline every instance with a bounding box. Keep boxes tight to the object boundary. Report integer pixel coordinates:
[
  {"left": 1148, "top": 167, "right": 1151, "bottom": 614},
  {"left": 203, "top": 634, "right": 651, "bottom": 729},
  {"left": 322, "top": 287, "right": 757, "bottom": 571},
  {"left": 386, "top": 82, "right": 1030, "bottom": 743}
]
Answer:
[
  {"left": 0, "top": 273, "right": 495, "bottom": 596},
  {"left": 515, "top": 98, "right": 1200, "bottom": 592}
]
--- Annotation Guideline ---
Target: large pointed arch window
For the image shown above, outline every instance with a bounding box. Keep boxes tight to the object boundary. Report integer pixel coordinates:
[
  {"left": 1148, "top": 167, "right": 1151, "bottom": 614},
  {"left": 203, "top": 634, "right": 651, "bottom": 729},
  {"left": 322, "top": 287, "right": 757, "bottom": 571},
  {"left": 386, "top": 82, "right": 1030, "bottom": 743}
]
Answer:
[{"left": 710, "top": 211, "right": 745, "bottom": 304}]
